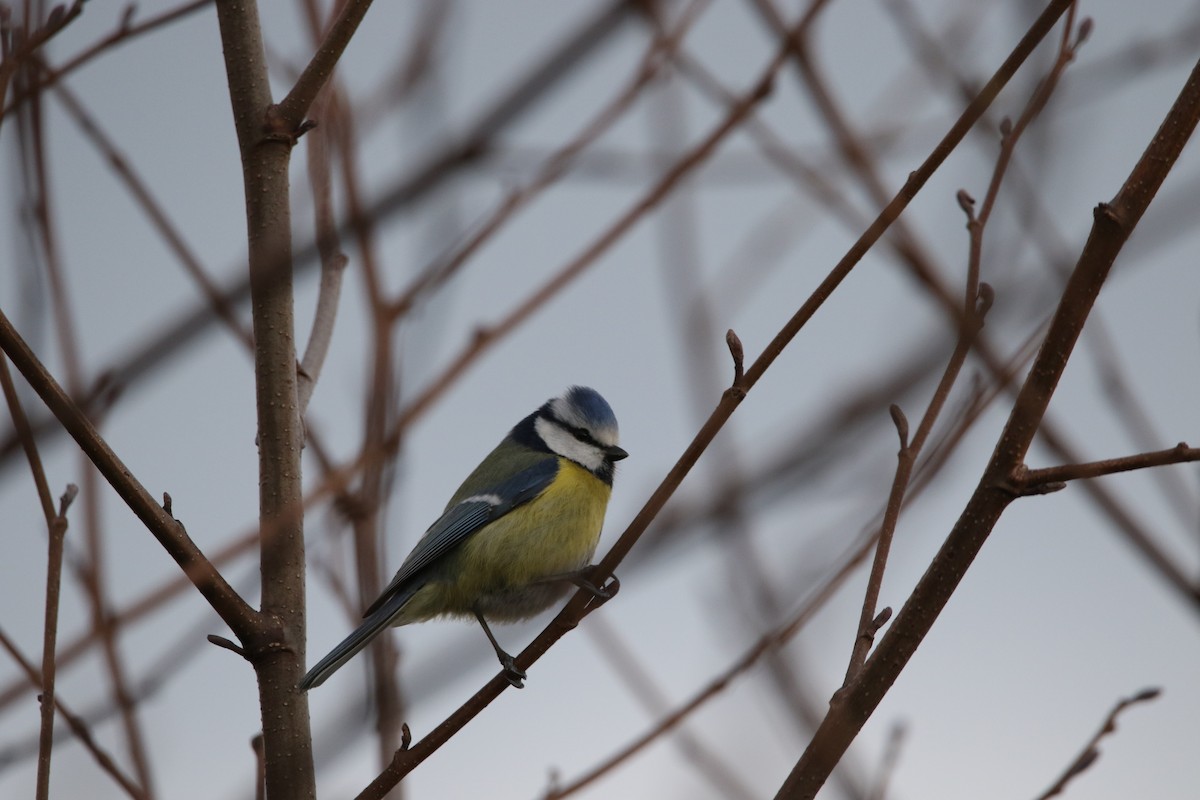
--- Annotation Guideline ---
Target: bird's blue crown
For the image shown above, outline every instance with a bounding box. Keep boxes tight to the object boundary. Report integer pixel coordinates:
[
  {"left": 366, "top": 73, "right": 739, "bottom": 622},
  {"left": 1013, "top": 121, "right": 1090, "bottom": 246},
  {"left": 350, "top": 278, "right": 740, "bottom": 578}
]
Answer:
[{"left": 554, "top": 385, "right": 618, "bottom": 435}]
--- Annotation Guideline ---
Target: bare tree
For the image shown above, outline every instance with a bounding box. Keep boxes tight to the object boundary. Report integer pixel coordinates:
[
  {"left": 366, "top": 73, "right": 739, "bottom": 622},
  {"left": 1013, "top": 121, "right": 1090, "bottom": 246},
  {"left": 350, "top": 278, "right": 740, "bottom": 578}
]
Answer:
[{"left": 1, "top": 1, "right": 1197, "bottom": 798}]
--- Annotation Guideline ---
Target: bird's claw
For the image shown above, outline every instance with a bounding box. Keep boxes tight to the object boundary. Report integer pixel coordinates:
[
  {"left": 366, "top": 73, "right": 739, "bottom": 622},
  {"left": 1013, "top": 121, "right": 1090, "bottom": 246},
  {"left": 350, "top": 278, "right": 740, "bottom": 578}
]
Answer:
[
  {"left": 501, "top": 656, "right": 527, "bottom": 689},
  {"left": 573, "top": 569, "right": 620, "bottom": 604}
]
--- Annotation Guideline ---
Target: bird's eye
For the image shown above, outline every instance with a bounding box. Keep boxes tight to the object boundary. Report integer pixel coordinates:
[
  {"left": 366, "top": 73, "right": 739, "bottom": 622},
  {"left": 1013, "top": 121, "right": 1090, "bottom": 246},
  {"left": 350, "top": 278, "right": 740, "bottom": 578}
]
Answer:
[{"left": 570, "top": 426, "right": 592, "bottom": 443}]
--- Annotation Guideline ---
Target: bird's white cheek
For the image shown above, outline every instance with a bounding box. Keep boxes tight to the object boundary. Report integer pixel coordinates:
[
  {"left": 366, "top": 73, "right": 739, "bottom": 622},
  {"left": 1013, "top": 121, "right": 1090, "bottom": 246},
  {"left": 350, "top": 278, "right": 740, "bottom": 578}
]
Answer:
[{"left": 534, "top": 417, "right": 605, "bottom": 471}]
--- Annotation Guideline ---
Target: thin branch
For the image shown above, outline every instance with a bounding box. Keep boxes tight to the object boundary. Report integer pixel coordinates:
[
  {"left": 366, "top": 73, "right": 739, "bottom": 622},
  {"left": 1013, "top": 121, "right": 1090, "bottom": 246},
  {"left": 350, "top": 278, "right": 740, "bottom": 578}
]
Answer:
[
  {"left": 25, "top": 59, "right": 158, "bottom": 794},
  {"left": 974, "top": 7, "right": 1089, "bottom": 234},
  {"left": 332, "top": 76, "right": 407, "bottom": 767},
  {"left": 35, "top": 484, "right": 75, "bottom": 800},
  {"left": 0, "top": 353, "right": 54, "bottom": 522},
  {"left": 1033, "top": 688, "right": 1161, "bottom": 800},
  {"left": 1034, "top": 424, "right": 1200, "bottom": 610},
  {"left": 273, "top": 0, "right": 377, "bottom": 130},
  {"left": 297, "top": 71, "right": 347, "bottom": 414},
  {"left": 1018, "top": 443, "right": 1200, "bottom": 488},
  {"left": 842, "top": 2, "right": 1076, "bottom": 679},
  {"left": 842, "top": 283, "right": 990, "bottom": 683}
]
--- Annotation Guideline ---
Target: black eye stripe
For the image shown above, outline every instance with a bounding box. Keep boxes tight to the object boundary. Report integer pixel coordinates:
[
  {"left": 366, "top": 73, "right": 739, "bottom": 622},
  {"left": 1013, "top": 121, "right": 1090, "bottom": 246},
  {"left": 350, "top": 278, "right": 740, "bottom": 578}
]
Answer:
[
  {"left": 555, "top": 418, "right": 596, "bottom": 445},
  {"left": 546, "top": 412, "right": 607, "bottom": 449}
]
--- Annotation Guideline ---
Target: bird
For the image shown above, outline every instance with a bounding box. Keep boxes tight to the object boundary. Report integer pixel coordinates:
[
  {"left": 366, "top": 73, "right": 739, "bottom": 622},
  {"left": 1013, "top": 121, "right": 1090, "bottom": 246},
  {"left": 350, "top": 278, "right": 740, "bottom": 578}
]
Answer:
[{"left": 299, "top": 386, "right": 628, "bottom": 691}]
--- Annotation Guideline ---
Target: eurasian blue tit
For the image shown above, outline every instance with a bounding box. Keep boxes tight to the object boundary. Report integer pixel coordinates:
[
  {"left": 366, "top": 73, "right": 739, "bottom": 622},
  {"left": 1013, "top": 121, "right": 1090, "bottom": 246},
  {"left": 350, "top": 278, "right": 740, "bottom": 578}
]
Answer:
[{"left": 300, "top": 386, "right": 627, "bottom": 690}]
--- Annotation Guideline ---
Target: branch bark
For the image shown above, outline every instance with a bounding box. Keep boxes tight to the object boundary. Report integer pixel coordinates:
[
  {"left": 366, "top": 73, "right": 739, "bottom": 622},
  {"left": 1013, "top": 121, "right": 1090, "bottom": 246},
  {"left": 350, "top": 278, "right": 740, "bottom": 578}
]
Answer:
[{"left": 213, "top": 0, "right": 315, "bottom": 795}]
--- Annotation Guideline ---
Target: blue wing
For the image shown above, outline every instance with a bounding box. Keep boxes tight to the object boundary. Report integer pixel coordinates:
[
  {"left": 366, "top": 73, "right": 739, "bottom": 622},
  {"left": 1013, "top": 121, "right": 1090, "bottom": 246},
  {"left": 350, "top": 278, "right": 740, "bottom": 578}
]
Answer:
[
  {"left": 362, "top": 458, "right": 559, "bottom": 617},
  {"left": 299, "top": 458, "right": 559, "bottom": 691}
]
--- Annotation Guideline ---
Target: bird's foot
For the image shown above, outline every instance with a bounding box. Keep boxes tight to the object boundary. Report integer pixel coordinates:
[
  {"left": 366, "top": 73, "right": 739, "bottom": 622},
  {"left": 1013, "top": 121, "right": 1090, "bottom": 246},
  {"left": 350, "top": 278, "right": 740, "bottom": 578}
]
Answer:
[
  {"left": 571, "top": 566, "right": 620, "bottom": 604},
  {"left": 500, "top": 655, "right": 527, "bottom": 689}
]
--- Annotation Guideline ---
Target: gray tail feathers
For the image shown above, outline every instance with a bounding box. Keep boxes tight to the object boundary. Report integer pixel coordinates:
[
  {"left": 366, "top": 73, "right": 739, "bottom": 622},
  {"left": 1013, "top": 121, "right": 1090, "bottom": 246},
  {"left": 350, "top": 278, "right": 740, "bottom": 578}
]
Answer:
[{"left": 298, "top": 586, "right": 417, "bottom": 691}]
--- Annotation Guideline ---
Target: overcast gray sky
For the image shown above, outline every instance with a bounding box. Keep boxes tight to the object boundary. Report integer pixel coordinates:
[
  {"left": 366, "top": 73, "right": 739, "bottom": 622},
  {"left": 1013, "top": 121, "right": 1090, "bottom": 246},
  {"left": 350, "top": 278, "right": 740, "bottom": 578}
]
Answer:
[{"left": 2, "top": 1, "right": 1199, "bottom": 798}]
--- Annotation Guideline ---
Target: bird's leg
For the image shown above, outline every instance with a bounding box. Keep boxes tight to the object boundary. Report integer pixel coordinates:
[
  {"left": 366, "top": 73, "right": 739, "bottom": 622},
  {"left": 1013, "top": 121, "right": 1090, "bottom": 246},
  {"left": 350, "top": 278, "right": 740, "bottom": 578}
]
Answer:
[
  {"left": 473, "top": 608, "right": 526, "bottom": 688},
  {"left": 534, "top": 565, "right": 620, "bottom": 602}
]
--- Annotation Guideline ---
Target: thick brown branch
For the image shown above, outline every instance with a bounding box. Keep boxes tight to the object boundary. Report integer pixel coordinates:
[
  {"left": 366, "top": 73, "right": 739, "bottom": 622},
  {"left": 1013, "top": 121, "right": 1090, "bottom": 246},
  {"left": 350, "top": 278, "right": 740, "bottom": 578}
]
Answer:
[{"left": 214, "top": 0, "right": 315, "bottom": 796}]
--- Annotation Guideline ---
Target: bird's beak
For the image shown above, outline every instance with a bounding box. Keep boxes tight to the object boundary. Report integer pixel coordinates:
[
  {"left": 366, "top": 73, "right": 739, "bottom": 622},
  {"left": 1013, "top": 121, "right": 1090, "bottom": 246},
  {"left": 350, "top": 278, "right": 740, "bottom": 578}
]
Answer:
[{"left": 606, "top": 444, "right": 629, "bottom": 462}]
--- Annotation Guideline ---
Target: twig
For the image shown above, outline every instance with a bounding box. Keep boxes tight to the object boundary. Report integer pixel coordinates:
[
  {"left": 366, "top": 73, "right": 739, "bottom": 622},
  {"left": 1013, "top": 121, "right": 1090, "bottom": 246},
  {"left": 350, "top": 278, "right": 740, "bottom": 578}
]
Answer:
[
  {"left": 273, "top": 0, "right": 376, "bottom": 133},
  {"left": 1033, "top": 425, "right": 1200, "bottom": 610},
  {"left": 973, "top": 8, "right": 1090, "bottom": 236},
  {"left": 841, "top": 285, "right": 989, "bottom": 684},
  {"left": 35, "top": 484, "right": 76, "bottom": 800},
  {"left": 0, "top": 353, "right": 54, "bottom": 521},
  {"left": 843, "top": 0, "right": 1081, "bottom": 685},
  {"left": 292, "top": 0, "right": 410, "bottom": 765},
  {"left": 1016, "top": 443, "right": 1199, "bottom": 488},
  {"left": 1033, "top": 688, "right": 1161, "bottom": 800},
  {"left": 296, "top": 66, "right": 347, "bottom": 414}
]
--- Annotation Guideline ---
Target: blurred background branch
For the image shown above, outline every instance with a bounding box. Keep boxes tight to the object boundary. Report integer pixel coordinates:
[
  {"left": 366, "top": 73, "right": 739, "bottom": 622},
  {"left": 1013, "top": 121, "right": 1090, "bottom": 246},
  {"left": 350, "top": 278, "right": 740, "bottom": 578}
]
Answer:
[{"left": 0, "top": 1, "right": 1198, "bottom": 799}]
